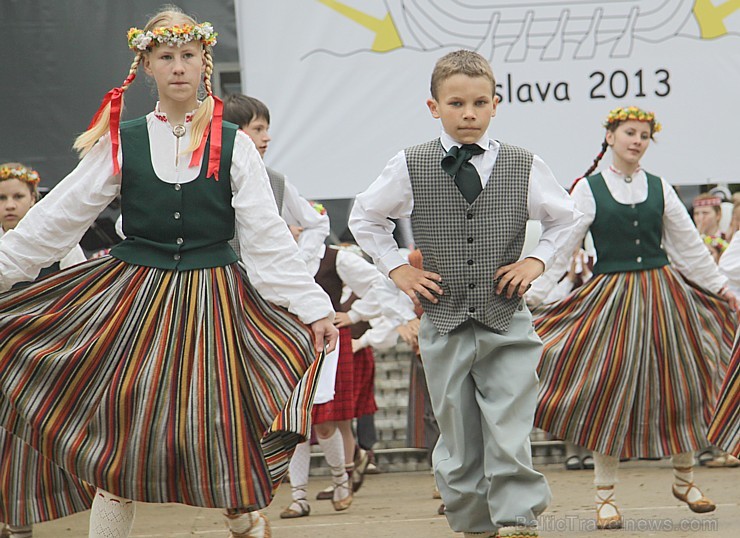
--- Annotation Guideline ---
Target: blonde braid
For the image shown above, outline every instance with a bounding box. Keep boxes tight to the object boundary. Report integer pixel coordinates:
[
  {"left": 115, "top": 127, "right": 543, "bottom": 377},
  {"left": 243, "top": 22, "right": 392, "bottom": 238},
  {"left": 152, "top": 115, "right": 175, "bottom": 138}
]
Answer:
[
  {"left": 187, "top": 47, "right": 215, "bottom": 154},
  {"left": 73, "top": 52, "right": 143, "bottom": 158}
]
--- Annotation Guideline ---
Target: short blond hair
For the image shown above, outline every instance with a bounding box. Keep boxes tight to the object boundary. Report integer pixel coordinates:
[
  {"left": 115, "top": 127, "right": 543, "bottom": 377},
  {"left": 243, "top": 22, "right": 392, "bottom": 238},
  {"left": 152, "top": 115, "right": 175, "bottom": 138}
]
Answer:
[{"left": 430, "top": 50, "right": 496, "bottom": 100}]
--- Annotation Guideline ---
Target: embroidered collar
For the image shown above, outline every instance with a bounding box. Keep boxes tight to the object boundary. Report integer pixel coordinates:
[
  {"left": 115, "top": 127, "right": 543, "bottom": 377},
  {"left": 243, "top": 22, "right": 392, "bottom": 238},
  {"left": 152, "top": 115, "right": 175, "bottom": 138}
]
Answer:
[
  {"left": 609, "top": 165, "right": 641, "bottom": 179},
  {"left": 153, "top": 103, "right": 197, "bottom": 124}
]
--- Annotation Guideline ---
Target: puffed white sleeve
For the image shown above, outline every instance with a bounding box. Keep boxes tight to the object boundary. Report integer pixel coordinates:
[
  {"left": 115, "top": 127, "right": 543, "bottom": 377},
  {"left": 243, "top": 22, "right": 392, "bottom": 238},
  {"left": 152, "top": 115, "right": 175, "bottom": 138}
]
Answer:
[
  {"left": 660, "top": 179, "right": 727, "bottom": 292},
  {"left": 526, "top": 178, "right": 594, "bottom": 307},
  {"left": 0, "top": 135, "right": 120, "bottom": 291},
  {"left": 281, "top": 180, "right": 330, "bottom": 265},
  {"left": 229, "top": 132, "right": 334, "bottom": 324}
]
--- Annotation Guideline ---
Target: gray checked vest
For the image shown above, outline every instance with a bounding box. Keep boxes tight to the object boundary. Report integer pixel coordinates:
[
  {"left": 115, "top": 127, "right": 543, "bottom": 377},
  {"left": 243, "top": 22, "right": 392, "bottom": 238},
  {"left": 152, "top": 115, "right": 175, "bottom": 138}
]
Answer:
[
  {"left": 229, "top": 166, "right": 286, "bottom": 258},
  {"left": 407, "top": 140, "right": 531, "bottom": 335}
]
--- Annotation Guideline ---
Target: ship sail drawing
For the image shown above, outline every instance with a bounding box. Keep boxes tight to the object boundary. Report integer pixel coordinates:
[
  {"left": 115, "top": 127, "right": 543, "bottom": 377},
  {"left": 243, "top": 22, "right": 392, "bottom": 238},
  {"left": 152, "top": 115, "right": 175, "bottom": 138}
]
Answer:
[{"left": 314, "top": 0, "right": 740, "bottom": 61}]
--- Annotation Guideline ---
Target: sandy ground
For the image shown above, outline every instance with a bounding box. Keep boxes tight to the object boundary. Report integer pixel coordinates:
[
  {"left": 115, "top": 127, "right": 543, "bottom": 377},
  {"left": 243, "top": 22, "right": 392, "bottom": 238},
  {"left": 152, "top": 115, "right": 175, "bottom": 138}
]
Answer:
[{"left": 32, "top": 461, "right": 738, "bottom": 537}]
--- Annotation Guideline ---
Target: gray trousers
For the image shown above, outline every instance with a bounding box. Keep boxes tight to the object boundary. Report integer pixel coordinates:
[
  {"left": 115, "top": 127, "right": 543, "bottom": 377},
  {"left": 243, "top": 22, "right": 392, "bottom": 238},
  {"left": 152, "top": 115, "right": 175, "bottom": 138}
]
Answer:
[{"left": 419, "top": 306, "right": 551, "bottom": 532}]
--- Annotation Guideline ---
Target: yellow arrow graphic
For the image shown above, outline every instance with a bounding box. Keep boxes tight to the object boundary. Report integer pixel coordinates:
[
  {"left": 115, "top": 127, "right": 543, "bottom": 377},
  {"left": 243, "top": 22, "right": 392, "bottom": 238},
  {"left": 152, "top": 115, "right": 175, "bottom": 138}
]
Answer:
[
  {"left": 318, "top": 0, "right": 403, "bottom": 52},
  {"left": 694, "top": 0, "right": 740, "bottom": 38}
]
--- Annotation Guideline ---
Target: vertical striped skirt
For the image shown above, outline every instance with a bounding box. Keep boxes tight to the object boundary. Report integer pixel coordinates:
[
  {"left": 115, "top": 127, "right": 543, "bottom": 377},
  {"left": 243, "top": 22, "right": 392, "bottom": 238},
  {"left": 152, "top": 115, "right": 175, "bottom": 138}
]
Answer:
[
  {"left": 0, "top": 257, "right": 323, "bottom": 509},
  {"left": 0, "top": 423, "right": 94, "bottom": 526},
  {"left": 708, "top": 340, "right": 740, "bottom": 457},
  {"left": 533, "top": 266, "right": 734, "bottom": 458}
]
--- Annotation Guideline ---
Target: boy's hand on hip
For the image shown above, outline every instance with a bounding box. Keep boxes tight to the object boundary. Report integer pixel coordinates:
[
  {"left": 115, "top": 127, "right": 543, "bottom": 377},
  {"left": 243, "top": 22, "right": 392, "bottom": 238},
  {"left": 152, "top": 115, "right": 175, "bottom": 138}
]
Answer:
[
  {"left": 311, "top": 317, "right": 339, "bottom": 354},
  {"left": 390, "top": 264, "right": 443, "bottom": 310},
  {"left": 494, "top": 258, "right": 545, "bottom": 299}
]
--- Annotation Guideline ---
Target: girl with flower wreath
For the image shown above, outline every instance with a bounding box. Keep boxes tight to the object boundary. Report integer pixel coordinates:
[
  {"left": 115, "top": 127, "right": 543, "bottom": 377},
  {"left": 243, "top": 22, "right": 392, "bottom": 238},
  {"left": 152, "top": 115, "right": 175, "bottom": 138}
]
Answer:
[
  {"left": 0, "top": 7, "right": 337, "bottom": 538},
  {"left": 527, "top": 106, "right": 737, "bottom": 530},
  {"left": 0, "top": 163, "right": 92, "bottom": 538}
]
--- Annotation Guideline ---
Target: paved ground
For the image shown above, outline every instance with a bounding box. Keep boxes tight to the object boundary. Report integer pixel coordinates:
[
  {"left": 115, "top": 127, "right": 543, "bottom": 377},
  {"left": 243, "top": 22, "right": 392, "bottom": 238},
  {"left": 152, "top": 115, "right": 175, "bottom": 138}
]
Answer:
[{"left": 34, "top": 461, "right": 738, "bottom": 537}]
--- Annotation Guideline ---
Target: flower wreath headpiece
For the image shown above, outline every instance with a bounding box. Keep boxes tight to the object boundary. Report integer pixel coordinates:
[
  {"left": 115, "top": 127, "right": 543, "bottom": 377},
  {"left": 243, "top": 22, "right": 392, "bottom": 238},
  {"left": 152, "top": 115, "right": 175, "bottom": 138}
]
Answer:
[
  {"left": 703, "top": 234, "right": 729, "bottom": 254},
  {"left": 0, "top": 165, "right": 40, "bottom": 186},
  {"left": 127, "top": 23, "right": 217, "bottom": 51},
  {"left": 88, "top": 22, "right": 223, "bottom": 180},
  {"left": 604, "top": 106, "right": 662, "bottom": 133}
]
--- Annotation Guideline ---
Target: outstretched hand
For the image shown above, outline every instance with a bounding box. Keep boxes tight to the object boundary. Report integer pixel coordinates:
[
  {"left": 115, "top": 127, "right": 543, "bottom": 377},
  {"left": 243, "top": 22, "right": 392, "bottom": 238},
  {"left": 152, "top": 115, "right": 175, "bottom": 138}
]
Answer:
[
  {"left": 311, "top": 317, "right": 339, "bottom": 354},
  {"left": 494, "top": 257, "right": 545, "bottom": 299},
  {"left": 390, "top": 264, "right": 443, "bottom": 310}
]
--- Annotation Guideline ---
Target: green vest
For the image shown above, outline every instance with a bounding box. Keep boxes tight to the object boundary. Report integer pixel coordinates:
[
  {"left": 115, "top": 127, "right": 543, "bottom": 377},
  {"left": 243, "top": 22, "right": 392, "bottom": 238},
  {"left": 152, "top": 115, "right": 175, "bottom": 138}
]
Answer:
[
  {"left": 110, "top": 117, "right": 239, "bottom": 270},
  {"left": 588, "top": 171, "right": 669, "bottom": 274}
]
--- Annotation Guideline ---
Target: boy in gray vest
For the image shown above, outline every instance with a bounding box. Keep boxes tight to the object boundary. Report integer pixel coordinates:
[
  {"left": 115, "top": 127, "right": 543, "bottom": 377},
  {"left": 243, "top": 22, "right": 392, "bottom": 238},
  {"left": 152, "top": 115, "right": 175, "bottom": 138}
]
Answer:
[{"left": 349, "top": 50, "right": 581, "bottom": 538}]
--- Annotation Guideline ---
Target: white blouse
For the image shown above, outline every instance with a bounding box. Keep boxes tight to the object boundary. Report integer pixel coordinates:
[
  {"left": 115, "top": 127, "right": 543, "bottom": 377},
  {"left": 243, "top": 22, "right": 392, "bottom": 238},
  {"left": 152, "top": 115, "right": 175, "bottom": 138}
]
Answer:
[
  {"left": 0, "top": 111, "right": 333, "bottom": 325},
  {"left": 527, "top": 167, "right": 727, "bottom": 305}
]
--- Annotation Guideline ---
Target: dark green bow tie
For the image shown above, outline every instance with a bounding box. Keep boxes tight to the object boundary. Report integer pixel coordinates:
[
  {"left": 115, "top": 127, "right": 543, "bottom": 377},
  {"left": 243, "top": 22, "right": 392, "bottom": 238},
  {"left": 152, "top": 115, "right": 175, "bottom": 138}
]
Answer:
[{"left": 441, "top": 144, "right": 485, "bottom": 204}]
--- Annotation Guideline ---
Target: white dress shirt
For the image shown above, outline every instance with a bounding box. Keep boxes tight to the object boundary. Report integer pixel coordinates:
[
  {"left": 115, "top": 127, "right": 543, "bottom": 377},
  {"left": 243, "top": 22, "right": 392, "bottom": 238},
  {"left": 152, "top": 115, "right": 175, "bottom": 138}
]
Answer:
[
  {"left": 326, "top": 245, "right": 417, "bottom": 323},
  {"left": 527, "top": 167, "right": 728, "bottom": 305},
  {"left": 0, "top": 111, "right": 333, "bottom": 325},
  {"left": 719, "top": 233, "right": 740, "bottom": 296},
  {"left": 0, "top": 227, "right": 86, "bottom": 272},
  {"left": 349, "top": 130, "right": 581, "bottom": 277},
  {"left": 281, "top": 180, "right": 330, "bottom": 277}
]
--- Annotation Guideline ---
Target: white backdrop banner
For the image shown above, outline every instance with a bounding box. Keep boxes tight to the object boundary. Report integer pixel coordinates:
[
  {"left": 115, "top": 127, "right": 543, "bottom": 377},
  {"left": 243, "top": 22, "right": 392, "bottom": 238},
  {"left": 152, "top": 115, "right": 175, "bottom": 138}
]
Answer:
[{"left": 236, "top": 0, "right": 740, "bottom": 198}]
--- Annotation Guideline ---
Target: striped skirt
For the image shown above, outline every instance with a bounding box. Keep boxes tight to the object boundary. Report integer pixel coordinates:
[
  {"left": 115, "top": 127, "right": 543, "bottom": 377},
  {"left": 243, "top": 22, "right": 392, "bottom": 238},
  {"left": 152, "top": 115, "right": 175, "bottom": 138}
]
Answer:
[
  {"left": 0, "top": 256, "right": 322, "bottom": 509},
  {"left": 708, "top": 341, "right": 740, "bottom": 457},
  {"left": 533, "top": 266, "right": 734, "bottom": 459},
  {"left": 0, "top": 424, "right": 94, "bottom": 526}
]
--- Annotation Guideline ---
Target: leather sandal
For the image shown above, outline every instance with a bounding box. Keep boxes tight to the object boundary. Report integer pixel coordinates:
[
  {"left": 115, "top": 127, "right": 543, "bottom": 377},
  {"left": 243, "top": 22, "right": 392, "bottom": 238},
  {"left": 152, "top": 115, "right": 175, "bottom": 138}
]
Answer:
[
  {"left": 280, "top": 499, "right": 311, "bottom": 519},
  {"left": 352, "top": 447, "right": 370, "bottom": 492},
  {"left": 316, "top": 484, "right": 334, "bottom": 500},
  {"left": 226, "top": 510, "right": 272, "bottom": 538},
  {"left": 672, "top": 474, "right": 716, "bottom": 513},
  {"left": 595, "top": 486, "right": 622, "bottom": 530},
  {"left": 332, "top": 476, "right": 353, "bottom": 511}
]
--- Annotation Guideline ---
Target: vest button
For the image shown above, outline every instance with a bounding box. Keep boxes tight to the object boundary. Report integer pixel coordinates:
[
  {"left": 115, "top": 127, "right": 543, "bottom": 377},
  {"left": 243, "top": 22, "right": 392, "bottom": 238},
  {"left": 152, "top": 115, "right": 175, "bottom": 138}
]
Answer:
[
  {"left": 174, "top": 212, "right": 181, "bottom": 219},
  {"left": 173, "top": 254, "right": 181, "bottom": 261},
  {"left": 174, "top": 184, "right": 182, "bottom": 191},
  {"left": 469, "top": 283, "right": 476, "bottom": 289},
  {"left": 633, "top": 220, "right": 638, "bottom": 227},
  {"left": 466, "top": 212, "right": 474, "bottom": 219},
  {"left": 635, "top": 239, "right": 640, "bottom": 245},
  {"left": 176, "top": 237, "right": 184, "bottom": 245},
  {"left": 467, "top": 237, "right": 474, "bottom": 243},
  {"left": 631, "top": 203, "right": 635, "bottom": 209},
  {"left": 468, "top": 306, "right": 476, "bottom": 313},
  {"left": 467, "top": 259, "right": 474, "bottom": 265},
  {"left": 636, "top": 256, "right": 642, "bottom": 263}
]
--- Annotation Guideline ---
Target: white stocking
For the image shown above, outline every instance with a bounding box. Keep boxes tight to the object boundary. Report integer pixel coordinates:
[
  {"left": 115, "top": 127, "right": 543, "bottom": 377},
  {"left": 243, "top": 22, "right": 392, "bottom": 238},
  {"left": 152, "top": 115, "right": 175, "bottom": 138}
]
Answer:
[
  {"left": 317, "top": 429, "right": 349, "bottom": 502},
  {"left": 88, "top": 489, "right": 135, "bottom": 538},
  {"left": 287, "top": 441, "right": 311, "bottom": 511},
  {"left": 593, "top": 452, "right": 619, "bottom": 519}
]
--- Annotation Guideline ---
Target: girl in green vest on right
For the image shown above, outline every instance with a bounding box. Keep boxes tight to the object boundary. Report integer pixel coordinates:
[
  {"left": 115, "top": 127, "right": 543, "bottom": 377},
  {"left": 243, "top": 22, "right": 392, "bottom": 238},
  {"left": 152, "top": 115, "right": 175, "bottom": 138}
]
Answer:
[{"left": 528, "top": 106, "right": 737, "bottom": 530}]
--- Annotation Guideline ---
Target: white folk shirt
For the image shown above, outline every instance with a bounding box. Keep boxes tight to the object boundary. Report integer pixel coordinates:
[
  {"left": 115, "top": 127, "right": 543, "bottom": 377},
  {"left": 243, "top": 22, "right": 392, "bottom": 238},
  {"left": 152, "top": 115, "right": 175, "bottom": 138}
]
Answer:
[
  {"left": 324, "top": 244, "right": 416, "bottom": 324},
  {"left": 281, "top": 180, "right": 330, "bottom": 277},
  {"left": 0, "top": 111, "right": 333, "bottom": 325},
  {"left": 719, "top": 233, "right": 740, "bottom": 296},
  {"left": 349, "top": 130, "right": 582, "bottom": 277},
  {"left": 528, "top": 167, "right": 728, "bottom": 305},
  {"left": 0, "top": 227, "right": 86, "bottom": 271}
]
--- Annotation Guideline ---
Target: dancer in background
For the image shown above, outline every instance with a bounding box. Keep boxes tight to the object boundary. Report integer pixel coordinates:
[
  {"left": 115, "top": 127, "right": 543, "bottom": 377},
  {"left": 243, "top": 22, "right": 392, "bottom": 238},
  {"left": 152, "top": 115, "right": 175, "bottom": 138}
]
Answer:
[
  {"left": 529, "top": 106, "right": 736, "bottom": 529},
  {"left": 0, "top": 163, "right": 92, "bottom": 538}
]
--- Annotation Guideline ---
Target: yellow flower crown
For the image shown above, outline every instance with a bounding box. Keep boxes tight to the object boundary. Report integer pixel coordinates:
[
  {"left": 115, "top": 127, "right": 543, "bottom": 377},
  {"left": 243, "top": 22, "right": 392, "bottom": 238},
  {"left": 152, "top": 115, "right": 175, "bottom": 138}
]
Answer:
[
  {"left": 604, "top": 106, "right": 662, "bottom": 133},
  {"left": 0, "top": 165, "right": 40, "bottom": 185},
  {"left": 127, "top": 22, "right": 217, "bottom": 51}
]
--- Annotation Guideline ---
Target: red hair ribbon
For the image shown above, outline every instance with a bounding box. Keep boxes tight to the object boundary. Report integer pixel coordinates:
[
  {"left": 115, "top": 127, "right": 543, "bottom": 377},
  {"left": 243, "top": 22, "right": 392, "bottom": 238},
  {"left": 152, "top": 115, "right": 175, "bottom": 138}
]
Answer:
[
  {"left": 188, "top": 95, "right": 224, "bottom": 180},
  {"left": 87, "top": 87, "right": 125, "bottom": 175}
]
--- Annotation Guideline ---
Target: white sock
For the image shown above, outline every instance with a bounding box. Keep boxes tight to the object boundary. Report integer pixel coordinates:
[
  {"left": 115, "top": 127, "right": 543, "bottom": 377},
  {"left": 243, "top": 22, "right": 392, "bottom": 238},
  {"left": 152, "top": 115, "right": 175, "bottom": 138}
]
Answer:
[
  {"left": 593, "top": 451, "right": 619, "bottom": 486},
  {"left": 317, "top": 429, "right": 349, "bottom": 501},
  {"left": 89, "top": 489, "right": 135, "bottom": 538},
  {"left": 7, "top": 525, "right": 33, "bottom": 538},
  {"left": 288, "top": 441, "right": 311, "bottom": 511},
  {"left": 593, "top": 452, "right": 619, "bottom": 519},
  {"left": 672, "top": 452, "right": 702, "bottom": 502}
]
